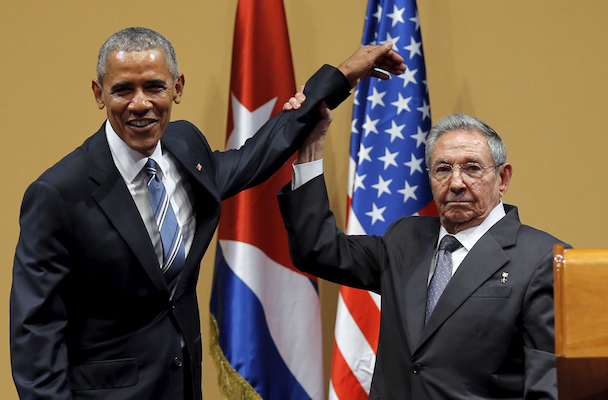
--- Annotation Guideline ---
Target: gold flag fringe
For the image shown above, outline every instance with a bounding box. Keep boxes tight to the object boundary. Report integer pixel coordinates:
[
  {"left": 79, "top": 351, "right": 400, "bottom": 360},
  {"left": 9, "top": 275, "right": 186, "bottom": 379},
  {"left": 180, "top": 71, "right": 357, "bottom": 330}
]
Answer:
[{"left": 209, "top": 314, "right": 263, "bottom": 400}]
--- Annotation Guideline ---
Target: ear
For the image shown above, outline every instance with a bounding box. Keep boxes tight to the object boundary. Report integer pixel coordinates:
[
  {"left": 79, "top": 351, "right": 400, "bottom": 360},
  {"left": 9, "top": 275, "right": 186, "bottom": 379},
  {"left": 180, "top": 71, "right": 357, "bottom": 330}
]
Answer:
[
  {"left": 498, "top": 163, "right": 513, "bottom": 197},
  {"left": 173, "top": 74, "right": 185, "bottom": 104},
  {"left": 92, "top": 80, "right": 105, "bottom": 110}
]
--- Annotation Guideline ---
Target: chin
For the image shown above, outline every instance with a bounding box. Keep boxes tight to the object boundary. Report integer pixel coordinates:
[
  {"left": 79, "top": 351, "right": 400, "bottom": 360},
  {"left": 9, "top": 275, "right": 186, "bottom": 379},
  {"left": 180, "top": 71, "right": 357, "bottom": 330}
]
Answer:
[
  {"left": 443, "top": 211, "right": 474, "bottom": 224},
  {"left": 126, "top": 142, "right": 156, "bottom": 156}
]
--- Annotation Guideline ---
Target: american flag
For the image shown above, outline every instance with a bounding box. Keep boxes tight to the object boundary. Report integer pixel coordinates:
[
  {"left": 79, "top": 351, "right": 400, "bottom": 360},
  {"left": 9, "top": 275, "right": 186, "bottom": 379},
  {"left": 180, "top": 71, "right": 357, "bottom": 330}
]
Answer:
[
  {"left": 329, "top": 0, "right": 436, "bottom": 398},
  {"left": 210, "top": 0, "right": 324, "bottom": 399}
]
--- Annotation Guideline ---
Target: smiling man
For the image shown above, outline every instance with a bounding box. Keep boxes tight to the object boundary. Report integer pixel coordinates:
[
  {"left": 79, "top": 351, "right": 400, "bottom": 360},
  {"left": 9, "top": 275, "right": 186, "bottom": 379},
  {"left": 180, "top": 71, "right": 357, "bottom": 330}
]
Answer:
[
  {"left": 278, "top": 112, "right": 568, "bottom": 399},
  {"left": 10, "top": 27, "right": 406, "bottom": 400}
]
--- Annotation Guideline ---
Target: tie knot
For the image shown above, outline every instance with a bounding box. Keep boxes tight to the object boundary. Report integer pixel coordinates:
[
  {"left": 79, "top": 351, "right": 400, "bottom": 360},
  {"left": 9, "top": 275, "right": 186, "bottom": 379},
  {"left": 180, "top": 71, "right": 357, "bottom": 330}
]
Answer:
[
  {"left": 439, "top": 235, "right": 461, "bottom": 253},
  {"left": 145, "top": 158, "right": 159, "bottom": 177}
]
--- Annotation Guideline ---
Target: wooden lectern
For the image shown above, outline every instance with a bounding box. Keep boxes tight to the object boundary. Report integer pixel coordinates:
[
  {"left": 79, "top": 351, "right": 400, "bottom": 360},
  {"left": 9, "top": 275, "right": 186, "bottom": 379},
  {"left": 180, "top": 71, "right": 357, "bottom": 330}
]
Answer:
[{"left": 553, "top": 244, "right": 608, "bottom": 399}]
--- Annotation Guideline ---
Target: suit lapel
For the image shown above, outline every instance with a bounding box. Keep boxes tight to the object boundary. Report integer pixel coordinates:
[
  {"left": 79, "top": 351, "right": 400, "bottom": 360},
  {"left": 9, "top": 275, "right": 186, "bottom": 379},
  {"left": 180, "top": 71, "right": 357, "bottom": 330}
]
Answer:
[
  {"left": 403, "top": 221, "right": 440, "bottom": 350},
  {"left": 415, "top": 207, "right": 520, "bottom": 351},
  {"left": 161, "top": 133, "right": 219, "bottom": 203},
  {"left": 87, "top": 129, "right": 169, "bottom": 294}
]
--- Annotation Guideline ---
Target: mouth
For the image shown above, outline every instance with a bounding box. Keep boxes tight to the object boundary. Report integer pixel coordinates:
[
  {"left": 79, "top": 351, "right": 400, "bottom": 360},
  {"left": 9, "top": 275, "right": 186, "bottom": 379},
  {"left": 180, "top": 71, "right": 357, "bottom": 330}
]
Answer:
[
  {"left": 127, "top": 119, "right": 158, "bottom": 130},
  {"left": 445, "top": 199, "right": 473, "bottom": 206}
]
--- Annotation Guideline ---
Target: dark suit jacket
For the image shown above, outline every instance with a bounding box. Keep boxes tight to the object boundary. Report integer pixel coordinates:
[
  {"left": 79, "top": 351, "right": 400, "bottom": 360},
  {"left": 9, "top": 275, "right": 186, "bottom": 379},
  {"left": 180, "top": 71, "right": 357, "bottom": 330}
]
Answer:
[
  {"left": 10, "top": 65, "right": 350, "bottom": 400},
  {"left": 278, "top": 175, "right": 567, "bottom": 400}
]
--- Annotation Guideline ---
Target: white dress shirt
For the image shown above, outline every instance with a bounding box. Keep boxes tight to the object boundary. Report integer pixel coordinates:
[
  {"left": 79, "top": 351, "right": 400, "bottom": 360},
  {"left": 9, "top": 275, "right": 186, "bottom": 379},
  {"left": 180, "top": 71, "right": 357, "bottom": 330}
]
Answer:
[
  {"left": 430, "top": 202, "right": 506, "bottom": 282},
  {"left": 105, "top": 121, "right": 195, "bottom": 265}
]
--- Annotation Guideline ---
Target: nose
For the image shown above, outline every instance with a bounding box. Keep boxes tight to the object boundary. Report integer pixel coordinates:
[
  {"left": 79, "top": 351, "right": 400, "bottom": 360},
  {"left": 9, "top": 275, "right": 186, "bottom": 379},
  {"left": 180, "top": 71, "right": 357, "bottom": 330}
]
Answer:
[
  {"left": 448, "top": 168, "right": 466, "bottom": 191},
  {"left": 128, "top": 89, "right": 152, "bottom": 112}
]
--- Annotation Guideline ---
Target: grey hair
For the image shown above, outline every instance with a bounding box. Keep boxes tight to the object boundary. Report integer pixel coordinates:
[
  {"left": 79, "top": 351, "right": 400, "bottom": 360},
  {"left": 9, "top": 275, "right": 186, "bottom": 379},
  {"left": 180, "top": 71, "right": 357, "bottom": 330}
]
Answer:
[
  {"left": 425, "top": 113, "right": 507, "bottom": 169},
  {"left": 96, "top": 27, "right": 178, "bottom": 83}
]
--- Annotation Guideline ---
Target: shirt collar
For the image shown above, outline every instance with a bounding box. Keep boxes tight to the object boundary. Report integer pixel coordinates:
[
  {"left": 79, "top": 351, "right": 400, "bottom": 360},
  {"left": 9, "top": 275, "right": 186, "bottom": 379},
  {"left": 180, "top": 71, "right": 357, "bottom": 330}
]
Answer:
[
  {"left": 438, "top": 201, "right": 506, "bottom": 251},
  {"left": 105, "top": 120, "right": 165, "bottom": 182}
]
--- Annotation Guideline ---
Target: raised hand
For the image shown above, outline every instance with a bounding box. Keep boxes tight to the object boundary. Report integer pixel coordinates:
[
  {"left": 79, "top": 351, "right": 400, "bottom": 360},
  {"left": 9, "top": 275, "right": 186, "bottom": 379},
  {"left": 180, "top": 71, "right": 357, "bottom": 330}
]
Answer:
[{"left": 338, "top": 42, "right": 406, "bottom": 87}]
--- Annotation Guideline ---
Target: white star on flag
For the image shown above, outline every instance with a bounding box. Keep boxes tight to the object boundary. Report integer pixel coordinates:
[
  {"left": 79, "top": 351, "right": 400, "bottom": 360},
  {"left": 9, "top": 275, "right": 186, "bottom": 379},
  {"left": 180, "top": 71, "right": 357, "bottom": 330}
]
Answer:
[
  {"left": 398, "top": 68, "right": 418, "bottom": 88},
  {"left": 404, "top": 36, "right": 422, "bottom": 59},
  {"left": 382, "top": 32, "right": 401, "bottom": 51},
  {"left": 227, "top": 94, "right": 277, "bottom": 150},
  {"left": 373, "top": 4, "right": 383, "bottom": 22},
  {"left": 378, "top": 148, "right": 400, "bottom": 170},
  {"left": 387, "top": 5, "right": 406, "bottom": 27},
  {"left": 404, "top": 153, "right": 424, "bottom": 175},
  {"left": 371, "top": 176, "right": 393, "bottom": 198},
  {"left": 367, "top": 87, "right": 387, "bottom": 109},
  {"left": 362, "top": 115, "right": 380, "bottom": 136},
  {"left": 385, "top": 120, "right": 406, "bottom": 143},
  {"left": 417, "top": 99, "right": 431, "bottom": 120},
  {"left": 410, "top": 10, "right": 420, "bottom": 31},
  {"left": 365, "top": 203, "right": 387, "bottom": 225},
  {"left": 391, "top": 93, "right": 412, "bottom": 114},
  {"left": 354, "top": 173, "right": 367, "bottom": 192},
  {"left": 358, "top": 143, "right": 374, "bottom": 164},
  {"left": 411, "top": 126, "right": 428, "bottom": 148},
  {"left": 398, "top": 181, "right": 419, "bottom": 203}
]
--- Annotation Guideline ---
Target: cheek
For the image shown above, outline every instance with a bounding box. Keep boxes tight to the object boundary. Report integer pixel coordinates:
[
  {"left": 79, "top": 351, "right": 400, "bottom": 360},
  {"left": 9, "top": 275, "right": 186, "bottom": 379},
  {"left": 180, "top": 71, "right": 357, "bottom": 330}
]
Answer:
[
  {"left": 469, "top": 182, "right": 495, "bottom": 207},
  {"left": 430, "top": 182, "right": 445, "bottom": 198},
  {"left": 468, "top": 181, "right": 485, "bottom": 196},
  {"left": 107, "top": 100, "right": 128, "bottom": 116},
  {"left": 161, "top": 100, "right": 173, "bottom": 116}
]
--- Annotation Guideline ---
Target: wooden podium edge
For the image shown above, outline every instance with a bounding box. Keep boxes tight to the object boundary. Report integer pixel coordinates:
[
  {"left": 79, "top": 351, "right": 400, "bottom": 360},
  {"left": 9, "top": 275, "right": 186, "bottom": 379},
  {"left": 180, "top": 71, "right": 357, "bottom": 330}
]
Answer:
[{"left": 553, "top": 244, "right": 565, "bottom": 357}]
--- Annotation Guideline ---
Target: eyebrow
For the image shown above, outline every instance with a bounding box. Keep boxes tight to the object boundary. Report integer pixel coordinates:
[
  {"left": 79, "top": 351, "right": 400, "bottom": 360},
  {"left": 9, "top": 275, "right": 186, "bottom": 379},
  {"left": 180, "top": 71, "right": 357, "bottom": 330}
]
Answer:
[
  {"left": 109, "top": 82, "right": 132, "bottom": 92},
  {"left": 144, "top": 79, "right": 169, "bottom": 87},
  {"left": 109, "top": 79, "right": 168, "bottom": 92},
  {"left": 433, "top": 156, "right": 484, "bottom": 164},
  {"left": 463, "top": 156, "right": 484, "bottom": 163}
]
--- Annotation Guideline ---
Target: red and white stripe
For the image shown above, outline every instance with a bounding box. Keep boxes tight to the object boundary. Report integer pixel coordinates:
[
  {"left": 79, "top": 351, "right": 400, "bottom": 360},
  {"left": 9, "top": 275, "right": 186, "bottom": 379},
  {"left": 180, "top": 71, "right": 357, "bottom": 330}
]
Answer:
[{"left": 329, "top": 158, "right": 381, "bottom": 400}]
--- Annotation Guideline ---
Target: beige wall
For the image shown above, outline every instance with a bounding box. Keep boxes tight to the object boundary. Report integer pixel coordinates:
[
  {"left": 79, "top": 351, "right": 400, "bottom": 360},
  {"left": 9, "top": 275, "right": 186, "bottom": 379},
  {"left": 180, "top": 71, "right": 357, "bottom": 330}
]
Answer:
[{"left": 2, "top": 0, "right": 607, "bottom": 398}]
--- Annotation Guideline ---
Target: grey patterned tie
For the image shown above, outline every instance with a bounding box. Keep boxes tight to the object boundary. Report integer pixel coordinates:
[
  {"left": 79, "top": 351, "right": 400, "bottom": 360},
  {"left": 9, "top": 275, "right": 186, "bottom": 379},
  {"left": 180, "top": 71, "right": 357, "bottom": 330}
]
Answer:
[
  {"left": 426, "top": 235, "right": 462, "bottom": 324},
  {"left": 145, "top": 158, "right": 185, "bottom": 296}
]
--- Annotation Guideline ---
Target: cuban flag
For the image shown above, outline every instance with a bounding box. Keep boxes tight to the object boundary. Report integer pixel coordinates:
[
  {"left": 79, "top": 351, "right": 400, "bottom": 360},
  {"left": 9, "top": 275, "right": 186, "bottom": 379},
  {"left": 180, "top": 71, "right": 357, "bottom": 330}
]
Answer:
[
  {"left": 329, "top": 0, "right": 436, "bottom": 399},
  {"left": 209, "top": 0, "right": 324, "bottom": 399}
]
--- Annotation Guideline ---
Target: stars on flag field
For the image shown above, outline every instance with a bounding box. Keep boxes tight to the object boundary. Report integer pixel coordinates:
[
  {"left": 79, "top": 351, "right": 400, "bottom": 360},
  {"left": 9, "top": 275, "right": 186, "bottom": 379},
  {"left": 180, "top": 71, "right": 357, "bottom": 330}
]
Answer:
[{"left": 349, "top": 0, "right": 434, "bottom": 234}]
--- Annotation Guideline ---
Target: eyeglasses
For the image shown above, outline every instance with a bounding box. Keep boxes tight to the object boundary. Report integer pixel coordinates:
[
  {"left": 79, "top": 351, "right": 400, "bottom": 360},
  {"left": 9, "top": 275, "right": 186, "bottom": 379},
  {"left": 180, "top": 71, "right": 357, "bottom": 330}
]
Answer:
[{"left": 426, "top": 162, "right": 498, "bottom": 182}]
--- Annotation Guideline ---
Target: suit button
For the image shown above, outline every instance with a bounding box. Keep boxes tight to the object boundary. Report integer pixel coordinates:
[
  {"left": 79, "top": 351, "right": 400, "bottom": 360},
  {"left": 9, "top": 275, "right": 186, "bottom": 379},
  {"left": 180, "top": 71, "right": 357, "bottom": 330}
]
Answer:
[
  {"left": 412, "top": 364, "right": 421, "bottom": 374},
  {"left": 173, "top": 357, "right": 183, "bottom": 368}
]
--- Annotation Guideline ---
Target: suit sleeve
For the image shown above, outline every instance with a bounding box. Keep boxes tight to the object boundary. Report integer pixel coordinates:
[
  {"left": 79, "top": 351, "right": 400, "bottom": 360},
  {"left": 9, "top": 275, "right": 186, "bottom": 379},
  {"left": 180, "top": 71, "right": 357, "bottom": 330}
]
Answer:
[
  {"left": 213, "top": 64, "right": 351, "bottom": 200},
  {"left": 522, "top": 246, "right": 559, "bottom": 399},
  {"left": 11, "top": 180, "right": 73, "bottom": 400},
  {"left": 278, "top": 174, "right": 384, "bottom": 293}
]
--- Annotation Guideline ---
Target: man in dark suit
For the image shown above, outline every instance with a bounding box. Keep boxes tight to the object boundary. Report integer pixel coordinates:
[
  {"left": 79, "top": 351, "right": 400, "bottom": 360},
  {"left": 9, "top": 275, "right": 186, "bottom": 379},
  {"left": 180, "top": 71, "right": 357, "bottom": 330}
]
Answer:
[
  {"left": 10, "top": 27, "right": 405, "bottom": 400},
  {"left": 278, "top": 110, "right": 567, "bottom": 399}
]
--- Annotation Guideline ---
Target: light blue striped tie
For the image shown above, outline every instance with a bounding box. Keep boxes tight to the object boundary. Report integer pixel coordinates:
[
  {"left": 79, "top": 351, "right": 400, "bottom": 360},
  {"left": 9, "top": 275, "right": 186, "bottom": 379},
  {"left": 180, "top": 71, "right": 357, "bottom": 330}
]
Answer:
[
  {"left": 145, "top": 158, "right": 185, "bottom": 295},
  {"left": 425, "top": 235, "right": 461, "bottom": 324}
]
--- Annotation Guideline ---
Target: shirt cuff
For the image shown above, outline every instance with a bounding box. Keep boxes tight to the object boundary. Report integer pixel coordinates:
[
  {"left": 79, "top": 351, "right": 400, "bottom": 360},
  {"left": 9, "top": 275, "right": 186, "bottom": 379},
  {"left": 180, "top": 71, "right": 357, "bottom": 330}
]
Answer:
[{"left": 292, "top": 159, "right": 323, "bottom": 190}]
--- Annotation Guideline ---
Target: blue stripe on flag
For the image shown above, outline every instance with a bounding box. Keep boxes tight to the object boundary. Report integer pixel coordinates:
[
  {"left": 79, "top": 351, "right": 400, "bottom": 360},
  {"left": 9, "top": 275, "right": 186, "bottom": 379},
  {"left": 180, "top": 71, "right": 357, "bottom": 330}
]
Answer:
[{"left": 210, "top": 245, "right": 311, "bottom": 400}]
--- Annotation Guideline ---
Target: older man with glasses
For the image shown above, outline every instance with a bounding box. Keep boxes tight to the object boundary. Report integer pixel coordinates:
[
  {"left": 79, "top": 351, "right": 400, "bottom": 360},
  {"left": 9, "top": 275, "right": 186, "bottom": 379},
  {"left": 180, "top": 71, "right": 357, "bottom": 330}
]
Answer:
[{"left": 278, "top": 111, "right": 568, "bottom": 399}]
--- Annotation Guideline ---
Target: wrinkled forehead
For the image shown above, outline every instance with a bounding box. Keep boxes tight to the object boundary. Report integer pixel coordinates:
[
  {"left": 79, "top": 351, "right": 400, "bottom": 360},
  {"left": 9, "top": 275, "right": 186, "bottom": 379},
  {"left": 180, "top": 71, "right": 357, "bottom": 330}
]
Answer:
[
  {"left": 431, "top": 129, "right": 492, "bottom": 163},
  {"left": 101, "top": 48, "right": 173, "bottom": 79}
]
